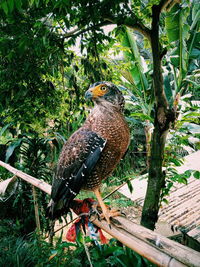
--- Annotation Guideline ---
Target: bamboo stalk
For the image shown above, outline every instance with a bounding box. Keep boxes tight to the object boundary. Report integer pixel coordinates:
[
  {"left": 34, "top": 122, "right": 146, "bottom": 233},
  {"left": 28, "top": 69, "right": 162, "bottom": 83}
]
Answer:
[
  {"left": 107, "top": 216, "right": 200, "bottom": 267},
  {"left": 32, "top": 185, "right": 41, "bottom": 232},
  {"left": 1, "top": 160, "right": 200, "bottom": 267},
  {"left": 92, "top": 217, "right": 186, "bottom": 267}
]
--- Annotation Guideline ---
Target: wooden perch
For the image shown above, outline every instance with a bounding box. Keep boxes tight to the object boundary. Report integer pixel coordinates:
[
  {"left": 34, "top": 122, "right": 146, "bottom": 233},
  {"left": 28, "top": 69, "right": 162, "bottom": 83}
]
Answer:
[
  {"left": 1, "top": 160, "right": 200, "bottom": 267},
  {"left": 93, "top": 217, "right": 200, "bottom": 267}
]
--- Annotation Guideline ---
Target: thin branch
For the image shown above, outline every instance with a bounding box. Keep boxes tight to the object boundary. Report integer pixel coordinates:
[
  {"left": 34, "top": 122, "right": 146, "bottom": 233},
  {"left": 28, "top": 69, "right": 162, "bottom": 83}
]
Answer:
[
  {"left": 103, "top": 167, "right": 147, "bottom": 200},
  {"left": 62, "top": 21, "right": 112, "bottom": 39},
  {"left": 32, "top": 185, "right": 41, "bottom": 232},
  {"left": 63, "top": 27, "right": 82, "bottom": 38},
  {"left": 82, "top": 234, "right": 93, "bottom": 267},
  {"left": 61, "top": 15, "right": 151, "bottom": 42}
]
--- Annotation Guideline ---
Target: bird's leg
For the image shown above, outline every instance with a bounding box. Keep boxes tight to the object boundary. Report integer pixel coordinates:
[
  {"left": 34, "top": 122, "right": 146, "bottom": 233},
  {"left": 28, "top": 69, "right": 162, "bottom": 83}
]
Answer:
[
  {"left": 93, "top": 188, "right": 111, "bottom": 225},
  {"left": 93, "top": 188, "right": 121, "bottom": 226}
]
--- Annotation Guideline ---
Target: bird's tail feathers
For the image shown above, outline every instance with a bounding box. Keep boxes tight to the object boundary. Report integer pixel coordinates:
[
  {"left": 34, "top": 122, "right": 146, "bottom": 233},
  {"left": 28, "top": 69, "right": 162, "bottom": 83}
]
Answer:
[{"left": 46, "top": 199, "right": 70, "bottom": 220}]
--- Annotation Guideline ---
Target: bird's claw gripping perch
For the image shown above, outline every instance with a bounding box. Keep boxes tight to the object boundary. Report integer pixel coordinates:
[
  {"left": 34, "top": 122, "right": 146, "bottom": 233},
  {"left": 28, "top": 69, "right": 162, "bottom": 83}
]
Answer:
[
  {"left": 90, "top": 203, "right": 124, "bottom": 228},
  {"left": 92, "top": 188, "right": 125, "bottom": 227},
  {"left": 89, "top": 203, "right": 102, "bottom": 222},
  {"left": 100, "top": 208, "right": 123, "bottom": 228}
]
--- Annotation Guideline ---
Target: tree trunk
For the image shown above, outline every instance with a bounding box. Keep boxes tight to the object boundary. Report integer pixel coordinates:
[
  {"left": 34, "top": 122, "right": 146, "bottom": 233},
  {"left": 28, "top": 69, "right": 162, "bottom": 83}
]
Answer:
[
  {"left": 141, "top": 4, "right": 175, "bottom": 230},
  {"left": 141, "top": 115, "right": 168, "bottom": 229}
]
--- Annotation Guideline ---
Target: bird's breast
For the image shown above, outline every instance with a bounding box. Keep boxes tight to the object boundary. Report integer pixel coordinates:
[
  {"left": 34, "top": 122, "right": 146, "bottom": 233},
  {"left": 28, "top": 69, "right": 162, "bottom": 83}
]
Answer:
[
  {"left": 83, "top": 109, "right": 130, "bottom": 189},
  {"left": 87, "top": 111, "right": 130, "bottom": 154}
]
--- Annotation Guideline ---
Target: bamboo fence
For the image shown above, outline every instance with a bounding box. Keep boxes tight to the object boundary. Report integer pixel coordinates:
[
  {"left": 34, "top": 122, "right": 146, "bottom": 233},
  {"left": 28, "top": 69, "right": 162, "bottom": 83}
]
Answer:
[{"left": 0, "top": 160, "right": 200, "bottom": 267}]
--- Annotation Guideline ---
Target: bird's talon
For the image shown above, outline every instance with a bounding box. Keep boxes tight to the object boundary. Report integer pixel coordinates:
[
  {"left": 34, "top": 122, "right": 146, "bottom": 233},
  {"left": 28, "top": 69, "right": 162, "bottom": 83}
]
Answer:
[
  {"left": 95, "top": 212, "right": 101, "bottom": 221},
  {"left": 89, "top": 205, "right": 102, "bottom": 222},
  {"left": 89, "top": 216, "right": 95, "bottom": 222}
]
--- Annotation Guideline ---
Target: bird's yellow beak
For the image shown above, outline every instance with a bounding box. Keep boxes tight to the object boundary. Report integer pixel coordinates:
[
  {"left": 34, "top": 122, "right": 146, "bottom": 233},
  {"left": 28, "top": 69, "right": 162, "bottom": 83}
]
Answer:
[{"left": 85, "top": 85, "right": 108, "bottom": 99}]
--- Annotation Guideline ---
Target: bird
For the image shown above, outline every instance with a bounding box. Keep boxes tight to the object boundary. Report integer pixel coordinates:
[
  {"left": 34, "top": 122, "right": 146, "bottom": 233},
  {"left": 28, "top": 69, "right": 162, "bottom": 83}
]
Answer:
[{"left": 47, "top": 81, "right": 130, "bottom": 225}]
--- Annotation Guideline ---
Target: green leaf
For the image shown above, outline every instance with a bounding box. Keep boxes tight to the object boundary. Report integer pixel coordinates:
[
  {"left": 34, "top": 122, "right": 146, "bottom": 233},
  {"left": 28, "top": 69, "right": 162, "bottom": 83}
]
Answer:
[
  {"left": 191, "top": 9, "right": 200, "bottom": 30},
  {"left": 170, "top": 158, "right": 182, "bottom": 166},
  {"left": 8, "top": 0, "right": 14, "bottom": 12},
  {"left": 15, "top": 0, "right": 22, "bottom": 10},
  {"left": 162, "top": 198, "right": 169, "bottom": 205},
  {"left": 183, "top": 170, "right": 192, "bottom": 179},
  {"left": 0, "top": 123, "right": 11, "bottom": 136},
  {"left": 164, "top": 74, "right": 173, "bottom": 106},
  {"left": 183, "top": 112, "right": 200, "bottom": 118},
  {"left": 34, "top": 0, "right": 40, "bottom": 8},
  {"left": 121, "top": 28, "right": 149, "bottom": 93},
  {"left": 5, "top": 139, "right": 23, "bottom": 162},
  {"left": 194, "top": 171, "right": 200, "bottom": 179},
  {"left": 1, "top": 1, "right": 9, "bottom": 14},
  {"left": 165, "top": 4, "right": 190, "bottom": 87},
  {"left": 130, "top": 112, "right": 153, "bottom": 122},
  {"left": 190, "top": 48, "right": 200, "bottom": 60},
  {"left": 127, "top": 179, "right": 133, "bottom": 194},
  {"left": 178, "top": 177, "right": 188, "bottom": 184}
]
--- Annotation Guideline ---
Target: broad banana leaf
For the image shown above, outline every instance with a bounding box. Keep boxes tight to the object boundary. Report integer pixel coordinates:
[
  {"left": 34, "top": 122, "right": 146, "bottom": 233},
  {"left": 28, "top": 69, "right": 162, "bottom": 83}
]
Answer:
[
  {"left": 120, "top": 27, "right": 153, "bottom": 116},
  {"left": 121, "top": 27, "right": 149, "bottom": 95},
  {"left": 165, "top": 3, "right": 190, "bottom": 86},
  {"left": 165, "top": 1, "right": 200, "bottom": 90}
]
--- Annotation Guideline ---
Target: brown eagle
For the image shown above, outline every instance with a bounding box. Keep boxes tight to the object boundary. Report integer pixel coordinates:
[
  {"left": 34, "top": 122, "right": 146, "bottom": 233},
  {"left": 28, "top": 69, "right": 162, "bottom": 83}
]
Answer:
[{"left": 48, "top": 82, "right": 130, "bottom": 224}]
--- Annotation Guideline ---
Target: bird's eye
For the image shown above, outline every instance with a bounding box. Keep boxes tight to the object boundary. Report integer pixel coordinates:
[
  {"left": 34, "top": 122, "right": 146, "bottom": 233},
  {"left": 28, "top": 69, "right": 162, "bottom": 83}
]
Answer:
[{"left": 101, "top": 86, "right": 107, "bottom": 91}]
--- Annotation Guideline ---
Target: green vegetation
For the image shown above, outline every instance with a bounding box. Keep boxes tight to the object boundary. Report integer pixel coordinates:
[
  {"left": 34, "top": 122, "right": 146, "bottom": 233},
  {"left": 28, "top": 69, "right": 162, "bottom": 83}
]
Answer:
[
  {"left": 0, "top": 0, "right": 199, "bottom": 266},
  {"left": 0, "top": 222, "right": 155, "bottom": 267}
]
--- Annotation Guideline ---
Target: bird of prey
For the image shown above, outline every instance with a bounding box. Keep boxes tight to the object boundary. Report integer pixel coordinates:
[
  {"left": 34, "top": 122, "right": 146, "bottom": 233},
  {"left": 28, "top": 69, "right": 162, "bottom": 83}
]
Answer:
[{"left": 47, "top": 82, "right": 130, "bottom": 225}]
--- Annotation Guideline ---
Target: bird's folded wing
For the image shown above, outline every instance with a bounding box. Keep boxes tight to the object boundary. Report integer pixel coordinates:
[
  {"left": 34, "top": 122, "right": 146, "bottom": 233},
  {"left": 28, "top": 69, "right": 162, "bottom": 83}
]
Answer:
[{"left": 49, "top": 129, "right": 106, "bottom": 218}]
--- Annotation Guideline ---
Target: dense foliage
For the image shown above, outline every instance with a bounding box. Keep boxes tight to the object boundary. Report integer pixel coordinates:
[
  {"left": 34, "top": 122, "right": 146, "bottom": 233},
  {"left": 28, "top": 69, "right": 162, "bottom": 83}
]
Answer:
[{"left": 0, "top": 221, "right": 155, "bottom": 267}]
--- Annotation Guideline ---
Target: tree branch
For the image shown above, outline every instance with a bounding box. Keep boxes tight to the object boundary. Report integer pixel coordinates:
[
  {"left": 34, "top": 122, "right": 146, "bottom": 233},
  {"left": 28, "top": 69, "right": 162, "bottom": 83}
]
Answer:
[
  {"left": 62, "top": 27, "right": 80, "bottom": 38},
  {"left": 159, "top": 0, "right": 179, "bottom": 12},
  {"left": 104, "top": 16, "right": 151, "bottom": 42},
  {"left": 62, "top": 21, "right": 112, "bottom": 39},
  {"left": 61, "top": 11, "right": 151, "bottom": 43},
  {"left": 150, "top": 4, "right": 168, "bottom": 111}
]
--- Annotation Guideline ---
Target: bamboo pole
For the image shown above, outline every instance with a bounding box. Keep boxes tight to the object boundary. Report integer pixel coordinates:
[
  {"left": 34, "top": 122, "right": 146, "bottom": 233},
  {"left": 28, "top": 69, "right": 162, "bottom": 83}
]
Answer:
[
  {"left": 32, "top": 185, "right": 41, "bottom": 232},
  {"left": 103, "top": 216, "right": 200, "bottom": 267},
  {"left": 1, "top": 160, "right": 200, "bottom": 267},
  {"left": 92, "top": 217, "right": 185, "bottom": 267}
]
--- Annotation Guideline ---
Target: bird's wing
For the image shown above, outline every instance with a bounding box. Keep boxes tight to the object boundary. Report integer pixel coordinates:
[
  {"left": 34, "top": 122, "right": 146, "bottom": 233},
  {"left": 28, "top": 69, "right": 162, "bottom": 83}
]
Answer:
[{"left": 48, "top": 128, "right": 106, "bottom": 219}]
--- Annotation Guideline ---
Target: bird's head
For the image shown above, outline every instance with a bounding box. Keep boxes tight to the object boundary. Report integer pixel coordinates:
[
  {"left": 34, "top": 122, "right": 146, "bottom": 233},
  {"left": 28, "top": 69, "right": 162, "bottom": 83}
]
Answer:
[{"left": 85, "top": 82, "right": 125, "bottom": 112}]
